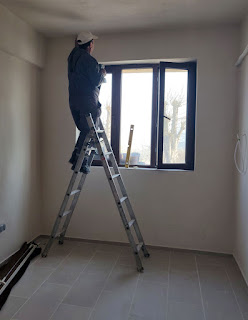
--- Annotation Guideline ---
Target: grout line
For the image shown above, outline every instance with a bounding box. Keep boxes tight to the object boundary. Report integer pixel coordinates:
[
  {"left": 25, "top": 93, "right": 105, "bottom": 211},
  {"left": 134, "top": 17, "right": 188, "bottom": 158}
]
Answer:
[
  {"left": 87, "top": 251, "right": 121, "bottom": 320},
  {"left": 195, "top": 256, "right": 207, "bottom": 320},
  {"left": 225, "top": 267, "right": 245, "bottom": 320},
  {"left": 126, "top": 259, "right": 141, "bottom": 319},
  {"left": 164, "top": 250, "right": 171, "bottom": 320},
  {"left": 47, "top": 247, "right": 99, "bottom": 320},
  {"left": 10, "top": 241, "right": 74, "bottom": 319}
]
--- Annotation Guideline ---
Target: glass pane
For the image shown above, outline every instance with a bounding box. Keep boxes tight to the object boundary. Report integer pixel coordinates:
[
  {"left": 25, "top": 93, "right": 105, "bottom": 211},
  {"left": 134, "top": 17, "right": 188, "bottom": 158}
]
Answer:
[
  {"left": 76, "top": 73, "right": 112, "bottom": 142},
  {"left": 120, "top": 68, "right": 153, "bottom": 166},
  {"left": 163, "top": 69, "right": 188, "bottom": 164}
]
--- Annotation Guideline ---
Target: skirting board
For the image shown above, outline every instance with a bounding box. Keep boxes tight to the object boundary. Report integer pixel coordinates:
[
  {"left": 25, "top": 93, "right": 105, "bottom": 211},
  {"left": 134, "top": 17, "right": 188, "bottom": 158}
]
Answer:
[{"left": 36, "top": 234, "right": 233, "bottom": 258}]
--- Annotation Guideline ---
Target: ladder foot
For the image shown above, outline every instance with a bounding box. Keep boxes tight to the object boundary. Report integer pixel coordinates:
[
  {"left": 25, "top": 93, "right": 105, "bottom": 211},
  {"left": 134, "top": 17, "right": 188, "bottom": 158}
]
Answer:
[
  {"left": 58, "top": 240, "right": 64, "bottom": 245},
  {"left": 142, "top": 246, "right": 150, "bottom": 258},
  {"left": 41, "top": 253, "right": 47, "bottom": 258},
  {"left": 137, "top": 266, "right": 144, "bottom": 273}
]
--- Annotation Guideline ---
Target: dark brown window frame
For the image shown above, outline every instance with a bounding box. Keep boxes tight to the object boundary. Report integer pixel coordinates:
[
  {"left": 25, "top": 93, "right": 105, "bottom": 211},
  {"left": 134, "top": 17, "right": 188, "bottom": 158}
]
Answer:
[{"left": 93, "top": 62, "right": 196, "bottom": 170}]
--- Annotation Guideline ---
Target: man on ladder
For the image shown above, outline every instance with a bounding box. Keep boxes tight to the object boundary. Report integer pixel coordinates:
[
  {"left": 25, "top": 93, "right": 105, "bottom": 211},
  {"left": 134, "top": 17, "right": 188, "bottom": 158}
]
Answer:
[
  {"left": 68, "top": 31, "right": 106, "bottom": 173},
  {"left": 42, "top": 31, "right": 150, "bottom": 272}
]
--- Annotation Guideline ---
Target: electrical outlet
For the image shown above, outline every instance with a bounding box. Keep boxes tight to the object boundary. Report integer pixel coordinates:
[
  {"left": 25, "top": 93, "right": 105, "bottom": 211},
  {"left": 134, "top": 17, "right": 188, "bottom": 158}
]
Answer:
[{"left": 0, "top": 224, "right": 6, "bottom": 233}]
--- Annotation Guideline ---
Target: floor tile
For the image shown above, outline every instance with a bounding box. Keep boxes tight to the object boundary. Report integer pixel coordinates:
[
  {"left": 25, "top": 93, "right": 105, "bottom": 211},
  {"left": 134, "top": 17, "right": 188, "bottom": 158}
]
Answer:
[
  {"left": 96, "top": 243, "right": 124, "bottom": 254},
  {"left": 2, "top": 242, "right": 248, "bottom": 320},
  {"left": 117, "top": 254, "right": 136, "bottom": 267},
  {"left": 119, "top": 246, "right": 133, "bottom": 256},
  {"left": 140, "top": 250, "right": 169, "bottom": 283},
  {"left": 196, "top": 253, "right": 235, "bottom": 267},
  {"left": 82, "top": 259, "right": 114, "bottom": 281},
  {"left": 232, "top": 284, "right": 248, "bottom": 319},
  {"left": 203, "top": 290, "right": 243, "bottom": 320},
  {"left": 168, "top": 269, "right": 202, "bottom": 304},
  {"left": 50, "top": 303, "right": 91, "bottom": 320},
  {"left": 170, "top": 251, "right": 196, "bottom": 268},
  {"left": 13, "top": 282, "right": 70, "bottom": 320},
  {"left": 198, "top": 265, "right": 232, "bottom": 295},
  {"left": 89, "top": 290, "right": 132, "bottom": 320},
  {"left": 129, "top": 280, "right": 167, "bottom": 320},
  {"left": 89, "top": 251, "right": 119, "bottom": 266},
  {"left": 70, "top": 244, "right": 96, "bottom": 258},
  {"left": 167, "top": 301, "right": 204, "bottom": 320},
  {"left": 34, "top": 249, "right": 69, "bottom": 269},
  {"left": 142, "top": 248, "right": 170, "bottom": 265},
  {"left": 63, "top": 273, "right": 106, "bottom": 308},
  {"left": 105, "top": 264, "right": 139, "bottom": 294},
  {"left": 0, "top": 296, "right": 26, "bottom": 320},
  {"left": 11, "top": 265, "right": 54, "bottom": 298},
  {"left": 47, "top": 255, "right": 88, "bottom": 285},
  {"left": 140, "top": 264, "right": 169, "bottom": 283}
]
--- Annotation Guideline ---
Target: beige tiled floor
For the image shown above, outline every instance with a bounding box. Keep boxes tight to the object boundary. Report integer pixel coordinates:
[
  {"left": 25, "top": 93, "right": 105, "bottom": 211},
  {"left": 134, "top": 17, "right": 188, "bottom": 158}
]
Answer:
[{"left": 1, "top": 238, "right": 248, "bottom": 320}]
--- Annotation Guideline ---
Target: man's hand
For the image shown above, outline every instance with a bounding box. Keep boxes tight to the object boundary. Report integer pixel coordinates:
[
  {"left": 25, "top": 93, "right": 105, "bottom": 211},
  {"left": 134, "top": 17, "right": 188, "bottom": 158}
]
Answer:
[{"left": 100, "top": 68, "right": 107, "bottom": 77}]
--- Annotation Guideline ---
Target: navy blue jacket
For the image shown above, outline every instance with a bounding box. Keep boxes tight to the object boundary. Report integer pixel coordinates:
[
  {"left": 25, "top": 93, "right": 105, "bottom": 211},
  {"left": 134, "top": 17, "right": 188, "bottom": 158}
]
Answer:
[{"left": 68, "top": 47, "right": 104, "bottom": 112}]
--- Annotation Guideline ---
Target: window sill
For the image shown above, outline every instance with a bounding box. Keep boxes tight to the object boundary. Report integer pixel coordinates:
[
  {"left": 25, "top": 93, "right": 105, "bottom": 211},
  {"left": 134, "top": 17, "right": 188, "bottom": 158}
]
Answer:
[{"left": 118, "top": 166, "right": 193, "bottom": 172}]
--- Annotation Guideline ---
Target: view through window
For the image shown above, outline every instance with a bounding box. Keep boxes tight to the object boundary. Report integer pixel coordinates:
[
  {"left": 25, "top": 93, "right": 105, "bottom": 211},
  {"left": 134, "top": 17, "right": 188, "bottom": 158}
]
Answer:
[
  {"left": 163, "top": 69, "right": 188, "bottom": 164},
  {"left": 120, "top": 69, "right": 153, "bottom": 166}
]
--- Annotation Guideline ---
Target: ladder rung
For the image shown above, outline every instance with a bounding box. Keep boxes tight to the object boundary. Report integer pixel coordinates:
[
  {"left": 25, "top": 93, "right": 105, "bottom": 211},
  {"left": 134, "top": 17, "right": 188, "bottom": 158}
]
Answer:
[
  {"left": 96, "top": 130, "right": 104, "bottom": 133},
  {"left": 128, "top": 219, "right": 136, "bottom": 228},
  {"left": 136, "top": 242, "right": 144, "bottom": 252},
  {"left": 112, "top": 174, "right": 120, "bottom": 179},
  {"left": 119, "top": 196, "right": 127, "bottom": 203},
  {"left": 68, "top": 189, "right": 80, "bottom": 196},
  {"left": 105, "top": 152, "right": 112, "bottom": 156},
  {"left": 61, "top": 210, "right": 72, "bottom": 217}
]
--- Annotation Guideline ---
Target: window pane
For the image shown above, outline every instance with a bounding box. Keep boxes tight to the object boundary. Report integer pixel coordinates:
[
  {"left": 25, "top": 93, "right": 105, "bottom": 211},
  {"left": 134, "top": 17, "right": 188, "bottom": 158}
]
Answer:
[
  {"left": 120, "top": 68, "right": 153, "bottom": 166},
  {"left": 163, "top": 69, "right": 188, "bottom": 164},
  {"left": 76, "top": 74, "right": 112, "bottom": 143}
]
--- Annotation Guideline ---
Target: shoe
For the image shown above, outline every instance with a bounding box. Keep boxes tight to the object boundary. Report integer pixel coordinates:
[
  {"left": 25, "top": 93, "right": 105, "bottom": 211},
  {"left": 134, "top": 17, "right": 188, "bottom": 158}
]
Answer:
[
  {"left": 69, "top": 149, "right": 78, "bottom": 164},
  {"left": 80, "top": 157, "right": 90, "bottom": 174},
  {"left": 71, "top": 157, "right": 90, "bottom": 174}
]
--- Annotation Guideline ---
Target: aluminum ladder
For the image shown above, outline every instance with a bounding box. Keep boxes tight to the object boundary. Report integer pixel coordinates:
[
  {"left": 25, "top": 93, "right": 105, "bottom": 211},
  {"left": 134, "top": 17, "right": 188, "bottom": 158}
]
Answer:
[{"left": 42, "top": 113, "right": 150, "bottom": 272}]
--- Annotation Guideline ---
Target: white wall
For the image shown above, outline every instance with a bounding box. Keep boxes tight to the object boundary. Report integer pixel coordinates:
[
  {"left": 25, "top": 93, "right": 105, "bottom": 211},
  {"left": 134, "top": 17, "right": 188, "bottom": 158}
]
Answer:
[
  {"left": 41, "top": 25, "right": 239, "bottom": 253},
  {"left": 234, "top": 16, "right": 248, "bottom": 283},
  {"left": 0, "top": 4, "right": 45, "bottom": 263}
]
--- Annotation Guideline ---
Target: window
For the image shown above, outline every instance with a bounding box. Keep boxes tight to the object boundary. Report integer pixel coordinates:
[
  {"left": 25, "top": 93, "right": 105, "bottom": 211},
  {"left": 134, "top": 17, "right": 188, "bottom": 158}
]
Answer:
[{"left": 97, "top": 62, "right": 196, "bottom": 170}]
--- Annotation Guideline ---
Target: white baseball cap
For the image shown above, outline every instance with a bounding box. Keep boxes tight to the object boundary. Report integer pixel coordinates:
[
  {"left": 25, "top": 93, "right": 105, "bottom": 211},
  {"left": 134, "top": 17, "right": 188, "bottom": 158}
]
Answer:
[{"left": 77, "top": 31, "right": 98, "bottom": 45}]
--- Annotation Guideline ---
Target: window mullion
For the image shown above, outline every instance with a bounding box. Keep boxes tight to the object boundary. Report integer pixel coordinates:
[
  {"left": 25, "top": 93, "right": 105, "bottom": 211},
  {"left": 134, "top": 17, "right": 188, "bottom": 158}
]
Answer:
[
  {"left": 151, "top": 65, "right": 159, "bottom": 168},
  {"left": 111, "top": 68, "right": 121, "bottom": 164}
]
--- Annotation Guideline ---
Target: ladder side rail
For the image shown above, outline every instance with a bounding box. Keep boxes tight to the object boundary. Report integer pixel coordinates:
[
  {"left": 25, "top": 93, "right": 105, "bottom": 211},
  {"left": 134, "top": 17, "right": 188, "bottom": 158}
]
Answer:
[
  {"left": 42, "top": 132, "right": 92, "bottom": 256},
  {"left": 98, "top": 119, "right": 149, "bottom": 255},
  {"left": 99, "top": 121, "right": 138, "bottom": 219},
  {"left": 42, "top": 169, "right": 81, "bottom": 256},
  {"left": 59, "top": 174, "right": 87, "bottom": 243},
  {"left": 59, "top": 150, "right": 96, "bottom": 243},
  {"left": 98, "top": 119, "right": 127, "bottom": 194},
  {"left": 96, "top": 141, "right": 143, "bottom": 269},
  {"left": 90, "top": 117, "right": 144, "bottom": 270},
  {"left": 94, "top": 138, "right": 129, "bottom": 228}
]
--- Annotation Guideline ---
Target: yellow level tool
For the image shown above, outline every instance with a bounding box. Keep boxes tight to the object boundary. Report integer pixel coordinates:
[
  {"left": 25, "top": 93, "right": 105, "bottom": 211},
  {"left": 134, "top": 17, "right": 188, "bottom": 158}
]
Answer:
[{"left": 125, "top": 125, "right": 134, "bottom": 168}]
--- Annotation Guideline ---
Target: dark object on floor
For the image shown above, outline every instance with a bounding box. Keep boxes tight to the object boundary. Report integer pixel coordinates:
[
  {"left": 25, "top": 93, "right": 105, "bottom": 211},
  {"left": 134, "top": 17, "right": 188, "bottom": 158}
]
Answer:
[{"left": 0, "top": 242, "right": 41, "bottom": 310}]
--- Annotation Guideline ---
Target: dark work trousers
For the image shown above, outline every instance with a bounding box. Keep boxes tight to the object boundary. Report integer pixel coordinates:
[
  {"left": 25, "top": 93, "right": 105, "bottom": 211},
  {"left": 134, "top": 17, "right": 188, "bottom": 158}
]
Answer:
[{"left": 69, "top": 107, "right": 101, "bottom": 164}]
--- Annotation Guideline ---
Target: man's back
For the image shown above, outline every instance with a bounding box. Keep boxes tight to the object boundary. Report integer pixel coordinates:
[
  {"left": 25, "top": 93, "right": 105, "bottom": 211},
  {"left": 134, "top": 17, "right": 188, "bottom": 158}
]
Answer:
[{"left": 68, "top": 47, "right": 103, "bottom": 112}]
